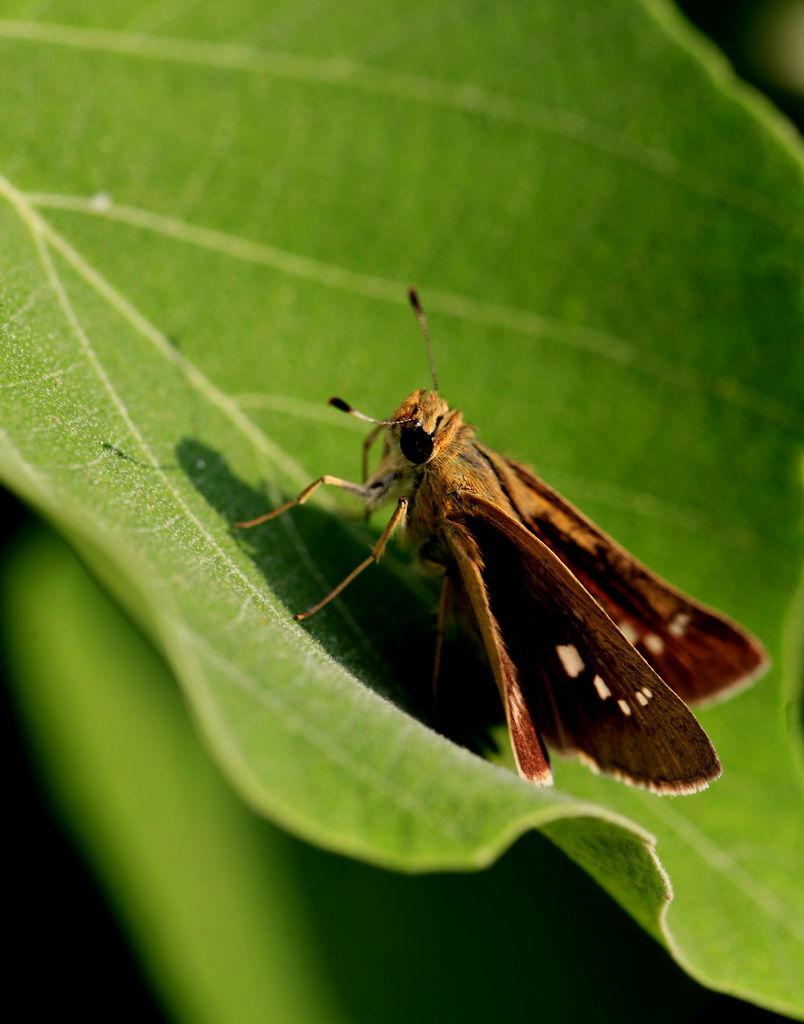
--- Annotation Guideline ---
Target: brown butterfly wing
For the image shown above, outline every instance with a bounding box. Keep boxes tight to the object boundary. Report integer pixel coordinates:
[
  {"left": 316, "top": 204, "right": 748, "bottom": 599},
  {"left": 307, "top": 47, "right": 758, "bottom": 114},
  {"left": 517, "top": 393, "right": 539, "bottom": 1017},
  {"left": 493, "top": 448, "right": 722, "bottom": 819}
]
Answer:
[
  {"left": 444, "top": 494, "right": 722, "bottom": 793},
  {"left": 478, "top": 447, "right": 768, "bottom": 706},
  {"left": 444, "top": 520, "right": 553, "bottom": 785}
]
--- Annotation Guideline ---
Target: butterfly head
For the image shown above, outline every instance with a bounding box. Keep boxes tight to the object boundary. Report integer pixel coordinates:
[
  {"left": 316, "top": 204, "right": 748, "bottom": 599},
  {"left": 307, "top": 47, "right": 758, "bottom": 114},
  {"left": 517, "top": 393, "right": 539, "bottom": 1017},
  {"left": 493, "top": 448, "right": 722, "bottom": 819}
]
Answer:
[{"left": 388, "top": 389, "right": 464, "bottom": 467}]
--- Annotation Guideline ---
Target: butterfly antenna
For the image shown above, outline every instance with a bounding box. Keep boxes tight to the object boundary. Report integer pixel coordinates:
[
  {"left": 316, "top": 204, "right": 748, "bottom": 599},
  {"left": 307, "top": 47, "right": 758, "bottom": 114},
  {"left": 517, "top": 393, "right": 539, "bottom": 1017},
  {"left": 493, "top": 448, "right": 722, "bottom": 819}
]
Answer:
[
  {"left": 408, "top": 287, "right": 439, "bottom": 392},
  {"left": 328, "top": 397, "right": 417, "bottom": 427}
]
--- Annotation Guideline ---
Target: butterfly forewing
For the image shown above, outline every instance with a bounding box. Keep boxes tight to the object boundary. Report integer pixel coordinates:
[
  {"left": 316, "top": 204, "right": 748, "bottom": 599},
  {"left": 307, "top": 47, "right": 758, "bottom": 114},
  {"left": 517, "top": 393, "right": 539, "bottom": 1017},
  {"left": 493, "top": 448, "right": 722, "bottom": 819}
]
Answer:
[
  {"left": 446, "top": 495, "right": 722, "bottom": 794},
  {"left": 446, "top": 524, "right": 553, "bottom": 785},
  {"left": 479, "top": 448, "right": 768, "bottom": 706}
]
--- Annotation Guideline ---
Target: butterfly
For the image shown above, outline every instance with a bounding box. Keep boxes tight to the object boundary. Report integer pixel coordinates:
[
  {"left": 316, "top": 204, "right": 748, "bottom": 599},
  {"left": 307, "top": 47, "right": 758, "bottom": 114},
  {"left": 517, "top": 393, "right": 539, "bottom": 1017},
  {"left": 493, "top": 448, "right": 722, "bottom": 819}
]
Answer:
[{"left": 238, "top": 290, "right": 768, "bottom": 793}]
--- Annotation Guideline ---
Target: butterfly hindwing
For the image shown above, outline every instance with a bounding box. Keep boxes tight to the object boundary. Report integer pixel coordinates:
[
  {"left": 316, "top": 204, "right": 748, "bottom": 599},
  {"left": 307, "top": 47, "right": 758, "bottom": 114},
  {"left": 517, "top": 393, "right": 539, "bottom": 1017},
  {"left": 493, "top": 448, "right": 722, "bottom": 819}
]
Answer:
[{"left": 478, "top": 447, "right": 768, "bottom": 705}]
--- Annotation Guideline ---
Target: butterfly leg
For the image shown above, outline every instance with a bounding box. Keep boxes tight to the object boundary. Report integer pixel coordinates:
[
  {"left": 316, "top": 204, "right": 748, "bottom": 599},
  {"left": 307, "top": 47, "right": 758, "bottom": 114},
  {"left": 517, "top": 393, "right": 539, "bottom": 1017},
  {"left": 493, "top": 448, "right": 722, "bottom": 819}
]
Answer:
[
  {"left": 430, "top": 574, "right": 451, "bottom": 730},
  {"left": 361, "top": 423, "right": 385, "bottom": 484},
  {"left": 234, "top": 475, "right": 369, "bottom": 529},
  {"left": 295, "top": 495, "right": 409, "bottom": 620}
]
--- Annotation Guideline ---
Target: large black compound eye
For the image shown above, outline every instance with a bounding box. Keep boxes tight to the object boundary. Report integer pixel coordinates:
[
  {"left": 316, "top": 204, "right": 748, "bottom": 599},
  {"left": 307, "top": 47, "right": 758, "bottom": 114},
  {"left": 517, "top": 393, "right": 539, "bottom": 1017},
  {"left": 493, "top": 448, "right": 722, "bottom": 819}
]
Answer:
[{"left": 400, "top": 423, "right": 435, "bottom": 465}]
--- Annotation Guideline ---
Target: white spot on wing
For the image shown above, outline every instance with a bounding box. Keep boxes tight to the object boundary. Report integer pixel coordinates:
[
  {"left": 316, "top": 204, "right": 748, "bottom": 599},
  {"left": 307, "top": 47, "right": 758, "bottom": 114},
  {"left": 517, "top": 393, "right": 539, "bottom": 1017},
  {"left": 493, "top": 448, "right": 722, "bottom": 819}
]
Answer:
[
  {"left": 636, "top": 691, "right": 649, "bottom": 706},
  {"left": 617, "top": 699, "right": 632, "bottom": 717},
  {"left": 593, "top": 675, "right": 611, "bottom": 700},
  {"left": 557, "top": 644, "right": 584, "bottom": 678},
  {"left": 618, "top": 621, "right": 639, "bottom": 645},
  {"left": 669, "top": 612, "right": 691, "bottom": 637},
  {"left": 644, "top": 633, "right": 665, "bottom": 655},
  {"left": 641, "top": 686, "right": 653, "bottom": 700}
]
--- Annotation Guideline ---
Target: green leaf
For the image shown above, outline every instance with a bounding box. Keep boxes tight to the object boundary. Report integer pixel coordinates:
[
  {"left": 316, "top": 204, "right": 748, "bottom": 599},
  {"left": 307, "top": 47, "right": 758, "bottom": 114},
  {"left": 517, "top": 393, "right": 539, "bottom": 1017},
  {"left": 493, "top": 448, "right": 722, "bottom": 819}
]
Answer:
[
  {"left": 3, "top": 525, "right": 731, "bottom": 1023},
  {"left": 1, "top": 1, "right": 802, "bottom": 1016}
]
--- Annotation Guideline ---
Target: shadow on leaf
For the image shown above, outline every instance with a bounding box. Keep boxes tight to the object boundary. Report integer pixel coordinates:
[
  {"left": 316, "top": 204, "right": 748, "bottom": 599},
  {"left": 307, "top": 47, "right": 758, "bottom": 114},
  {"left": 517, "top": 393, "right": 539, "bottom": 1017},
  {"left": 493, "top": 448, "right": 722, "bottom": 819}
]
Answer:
[{"left": 175, "top": 437, "right": 506, "bottom": 764}]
